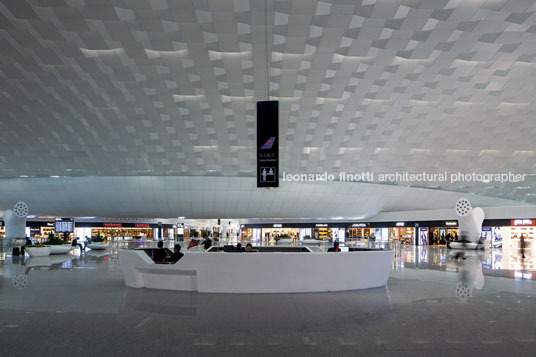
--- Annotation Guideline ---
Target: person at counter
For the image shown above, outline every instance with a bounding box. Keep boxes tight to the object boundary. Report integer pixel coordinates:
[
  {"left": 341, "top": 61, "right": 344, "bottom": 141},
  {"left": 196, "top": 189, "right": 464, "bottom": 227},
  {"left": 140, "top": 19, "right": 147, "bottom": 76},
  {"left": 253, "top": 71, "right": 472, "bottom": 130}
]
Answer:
[
  {"left": 202, "top": 237, "right": 212, "bottom": 250},
  {"left": 245, "top": 243, "right": 254, "bottom": 252},
  {"left": 153, "top": 241, "right": 167, "bottom": 263},
  {"left": 170, "top": 244, "right": 184, "bottom": 263},
  {"left": 328, "top": 242, "right": 341, "bottom": 252}
]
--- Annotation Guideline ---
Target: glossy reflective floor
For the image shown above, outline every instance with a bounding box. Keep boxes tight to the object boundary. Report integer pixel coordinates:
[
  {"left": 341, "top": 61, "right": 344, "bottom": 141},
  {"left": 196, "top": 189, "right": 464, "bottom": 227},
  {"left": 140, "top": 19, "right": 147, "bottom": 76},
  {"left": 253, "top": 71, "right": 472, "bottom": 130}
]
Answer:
[{"left": 1, "top": 243, "right": 535, "bottom": 356}]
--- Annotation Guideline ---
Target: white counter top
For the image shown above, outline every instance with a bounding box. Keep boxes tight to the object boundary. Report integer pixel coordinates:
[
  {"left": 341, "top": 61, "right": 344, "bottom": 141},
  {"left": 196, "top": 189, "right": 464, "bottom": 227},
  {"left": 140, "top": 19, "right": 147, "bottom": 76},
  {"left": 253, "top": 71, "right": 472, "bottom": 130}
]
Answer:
[{"left": 119, "top": 249, "right": 394, "bottom": 293}]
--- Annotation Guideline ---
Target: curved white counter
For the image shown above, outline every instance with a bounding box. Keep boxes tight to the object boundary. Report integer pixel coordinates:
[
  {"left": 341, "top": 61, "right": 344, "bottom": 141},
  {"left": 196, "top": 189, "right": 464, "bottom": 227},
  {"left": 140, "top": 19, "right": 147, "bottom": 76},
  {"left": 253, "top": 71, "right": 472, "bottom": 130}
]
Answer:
[{"left": 118, "top": 249, "right": 394, "bottom": 293}]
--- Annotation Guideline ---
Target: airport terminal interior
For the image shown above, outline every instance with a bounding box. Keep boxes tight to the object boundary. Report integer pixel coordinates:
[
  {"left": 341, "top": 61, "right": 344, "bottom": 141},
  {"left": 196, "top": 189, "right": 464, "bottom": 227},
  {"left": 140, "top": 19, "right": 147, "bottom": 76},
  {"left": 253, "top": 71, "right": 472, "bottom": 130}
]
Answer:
[{"left": 1, "top": 0, "right": 536, "bottom": 356}]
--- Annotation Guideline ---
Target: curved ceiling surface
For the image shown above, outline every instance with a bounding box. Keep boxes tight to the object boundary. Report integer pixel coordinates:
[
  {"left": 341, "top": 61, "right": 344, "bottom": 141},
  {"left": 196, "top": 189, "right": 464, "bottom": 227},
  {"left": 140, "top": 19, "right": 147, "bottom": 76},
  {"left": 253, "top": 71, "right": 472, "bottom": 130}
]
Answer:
[
  {"left": 1, "top": 0, "right": 536, "bottom": 217},
  {"left": 0, "top": 176, "right": 528, "bottom": 219}
]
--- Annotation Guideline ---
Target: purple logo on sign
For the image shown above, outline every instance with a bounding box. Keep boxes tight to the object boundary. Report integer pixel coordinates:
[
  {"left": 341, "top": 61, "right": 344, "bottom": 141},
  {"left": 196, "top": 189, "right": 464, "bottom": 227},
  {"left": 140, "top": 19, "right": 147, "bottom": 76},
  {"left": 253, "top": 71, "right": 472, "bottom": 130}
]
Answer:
[{"left": 260, "top": 137, "right": 276, "bottom": 150}]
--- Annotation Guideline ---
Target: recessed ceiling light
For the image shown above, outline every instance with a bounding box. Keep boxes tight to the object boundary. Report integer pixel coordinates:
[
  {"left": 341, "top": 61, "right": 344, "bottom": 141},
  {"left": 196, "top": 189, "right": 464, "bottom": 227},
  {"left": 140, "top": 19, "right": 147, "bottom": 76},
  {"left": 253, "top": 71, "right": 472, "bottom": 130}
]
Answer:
[
  {"left": 178, "top": 216, "right": 185, "bottom": 219},
  {"left": 19, "top": 175, "right": 29, "bottom": 178},
  {"left": 50, "top": 176, "right": 60, "bottom": 178}
]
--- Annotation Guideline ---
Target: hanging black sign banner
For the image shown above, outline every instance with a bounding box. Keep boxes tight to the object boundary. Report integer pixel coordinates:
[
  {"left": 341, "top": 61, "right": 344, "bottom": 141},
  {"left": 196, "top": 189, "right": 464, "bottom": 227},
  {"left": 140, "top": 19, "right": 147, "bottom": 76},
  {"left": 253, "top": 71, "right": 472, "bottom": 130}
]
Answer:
[{"left": 257, "top": 100, "right": 279, "bottom": 188}]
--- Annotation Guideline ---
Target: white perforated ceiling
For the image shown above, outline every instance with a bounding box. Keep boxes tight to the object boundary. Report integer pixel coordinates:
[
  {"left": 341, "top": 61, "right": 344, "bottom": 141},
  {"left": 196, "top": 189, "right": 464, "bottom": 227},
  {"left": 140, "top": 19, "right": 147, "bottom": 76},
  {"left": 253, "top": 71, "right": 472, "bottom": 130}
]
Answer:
[{"left": 0, "top": 0, "right": 535, "bottom": 218}]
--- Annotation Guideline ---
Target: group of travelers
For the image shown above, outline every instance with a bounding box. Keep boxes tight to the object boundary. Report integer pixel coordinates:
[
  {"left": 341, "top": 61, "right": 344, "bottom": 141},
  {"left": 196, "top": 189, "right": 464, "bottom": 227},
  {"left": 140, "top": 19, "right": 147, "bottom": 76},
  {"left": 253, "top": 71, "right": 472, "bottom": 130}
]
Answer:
[
  {"left": 153, "top": 241, "right": 184, "bottom": 263},
  {"left": 154, "top": 236, "right": 213, "bottom": 263},
  {"left": 234, "top": 243, "right": 255, "bottom": 252},
  {"left": 154, "top": 237, "right": 344, "bottom": 263}
]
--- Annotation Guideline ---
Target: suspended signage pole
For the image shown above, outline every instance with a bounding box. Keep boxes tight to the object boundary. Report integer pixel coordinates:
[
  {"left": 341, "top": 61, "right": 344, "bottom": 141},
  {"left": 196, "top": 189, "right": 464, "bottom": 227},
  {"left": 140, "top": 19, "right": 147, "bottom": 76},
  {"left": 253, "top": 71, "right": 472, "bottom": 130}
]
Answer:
[{"left": 257, "top": 0, "right": 279, "bottom": 188}]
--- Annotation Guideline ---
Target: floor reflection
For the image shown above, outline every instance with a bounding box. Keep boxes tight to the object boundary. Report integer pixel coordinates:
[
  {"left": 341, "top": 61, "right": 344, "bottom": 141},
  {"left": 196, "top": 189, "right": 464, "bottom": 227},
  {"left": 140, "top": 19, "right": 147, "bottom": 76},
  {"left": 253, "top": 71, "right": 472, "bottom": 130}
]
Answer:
[
  {"left": 1, "top": 240, "right": 536, "bottom": 356},
  {"left": 395, "top": 245, "right": 536, "bottom": 280},
  {"left": 452, "top": 251, "right": 485, "bottom": 302},
  {"left": 118, "top": 285, "right": 394, "bottom": 333}
]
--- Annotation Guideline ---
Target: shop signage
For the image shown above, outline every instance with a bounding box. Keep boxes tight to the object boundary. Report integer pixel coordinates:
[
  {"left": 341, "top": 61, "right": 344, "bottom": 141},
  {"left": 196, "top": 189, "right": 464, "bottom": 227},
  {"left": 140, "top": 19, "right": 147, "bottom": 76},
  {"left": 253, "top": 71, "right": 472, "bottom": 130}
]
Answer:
[
  {"left": 444, "top": 221, "right": 458, "bottom": 226},
  {"left": 240, "top": 224, "right": 245, "bottom": 228},
  {"left": 135, "top": 224, "right": 150, "bottom": 228},
  {"left": 257, "top": 100, "right": 279, "bottom": 188},
  {"left": 273, "top": 224, "right": 283, "bottom": 228},
  {"left": 316, "top": 224, "right": 328, "bottom": 227},
  {"left": 511, "top": 219, "right": 535, "bottom": 226},
  {"left": 46, "top": 222, "right": 54, "bottom": 227},
  {"left": 395, "top": 222, "right": 405, "bottom": 227},
  {"left": 104, "top": 223, "right": 122, "bottom": 227},
  {"left": 351, "top": 223, "right": 368, "bottom": 228}
]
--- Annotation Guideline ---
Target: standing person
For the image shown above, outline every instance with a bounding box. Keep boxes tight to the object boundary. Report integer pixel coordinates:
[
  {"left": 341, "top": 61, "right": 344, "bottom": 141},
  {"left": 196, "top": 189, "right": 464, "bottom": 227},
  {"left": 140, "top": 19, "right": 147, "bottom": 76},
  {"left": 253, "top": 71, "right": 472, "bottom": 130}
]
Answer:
[
  {"left": 202, "top": 236, "right": 213, "bottom": 250},
  {"left": 520, "top": 234, "right": 526, "bottom": 259},
  {"left": 153, "top": 240, "right": 167, "bottom": 263},
  {"left": 84, "top": 236, "right": 91, "bottom": 250}
]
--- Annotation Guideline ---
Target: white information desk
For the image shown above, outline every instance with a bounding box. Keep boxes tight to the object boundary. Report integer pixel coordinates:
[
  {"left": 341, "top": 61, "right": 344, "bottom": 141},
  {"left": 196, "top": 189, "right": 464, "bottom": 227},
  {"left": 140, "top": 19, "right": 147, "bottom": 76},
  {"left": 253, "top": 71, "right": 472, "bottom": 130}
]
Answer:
[{"left": 119, "top": 248, "right": 394, "bottom": 293}]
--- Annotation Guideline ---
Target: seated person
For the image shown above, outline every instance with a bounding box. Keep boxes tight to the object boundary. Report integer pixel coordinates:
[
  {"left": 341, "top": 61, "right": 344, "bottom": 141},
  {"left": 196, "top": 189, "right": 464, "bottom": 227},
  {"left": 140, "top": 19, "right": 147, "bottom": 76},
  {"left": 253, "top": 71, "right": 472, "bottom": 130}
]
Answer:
[
  {"left": 71, "top": 237, "right": 84, "bottom": 251},
  {"left": 327, "top": 241, "right": 341, "bottom": 252},
  {"left": 153, "top": 240, "right": 167, "bottom": 263},
  {"left": 235, "top": 242, "right": 245, "bottom": 252},
  {"left": 169, "top": 244, "right": 184, "bottom": 263},
  {"left": 245, "top": 243, "right": 254, "bottom": 252}
]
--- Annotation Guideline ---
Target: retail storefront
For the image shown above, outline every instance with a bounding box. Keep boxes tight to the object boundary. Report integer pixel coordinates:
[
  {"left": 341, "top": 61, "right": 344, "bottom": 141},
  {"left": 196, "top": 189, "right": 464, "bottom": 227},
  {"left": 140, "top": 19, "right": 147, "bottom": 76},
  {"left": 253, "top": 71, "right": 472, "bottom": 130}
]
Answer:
[
  {"left": 82, "top": 223, "right": 155, "bottom": 241},
  {"left": 241, "top": 223, "right": 347, "bottom": 243},
  {"left": 261, "top": 225, "right": 300, "bottom": 241},
  {"left": 25, "top": 221, "right": 57, "bottom": 242},
  {"left": 428, "top": 221, "right": 459, "bottom": 245},
  {"left": 39, "top": 222, "right": 56, "bottom": 238},
  {"left": 15, "top": 221, "right": 176, "bottom": 242},
  {"left": 346, "top": 223, "right": 373, "bottom": 240},
  {"left": 388, "top": 222, "right": 416, "bottom": 245},
  {"left": 241, "top": 223, "right": 338, "bottom": 242},
  {"left": 482, "top": 219, "right": 535, "bottom": 249}
]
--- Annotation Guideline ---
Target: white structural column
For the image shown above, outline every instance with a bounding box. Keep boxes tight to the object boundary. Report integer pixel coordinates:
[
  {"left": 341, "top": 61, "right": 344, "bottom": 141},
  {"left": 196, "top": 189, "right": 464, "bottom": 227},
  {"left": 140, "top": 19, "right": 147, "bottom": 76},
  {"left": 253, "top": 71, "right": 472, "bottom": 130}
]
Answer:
[
  {"left": 2, "top": 202, "right": 29, "bottom": 239},
  {"left": 455, "top": 198, "right": 485, "bottom": 243}
]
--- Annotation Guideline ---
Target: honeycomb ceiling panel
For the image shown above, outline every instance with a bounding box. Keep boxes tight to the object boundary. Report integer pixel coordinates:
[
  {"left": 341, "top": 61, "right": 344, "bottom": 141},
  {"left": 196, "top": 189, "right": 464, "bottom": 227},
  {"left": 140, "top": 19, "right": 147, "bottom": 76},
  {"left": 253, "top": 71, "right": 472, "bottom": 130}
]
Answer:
[{"left": 0, "top": 0, "right": 536, "bottom": 210}]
